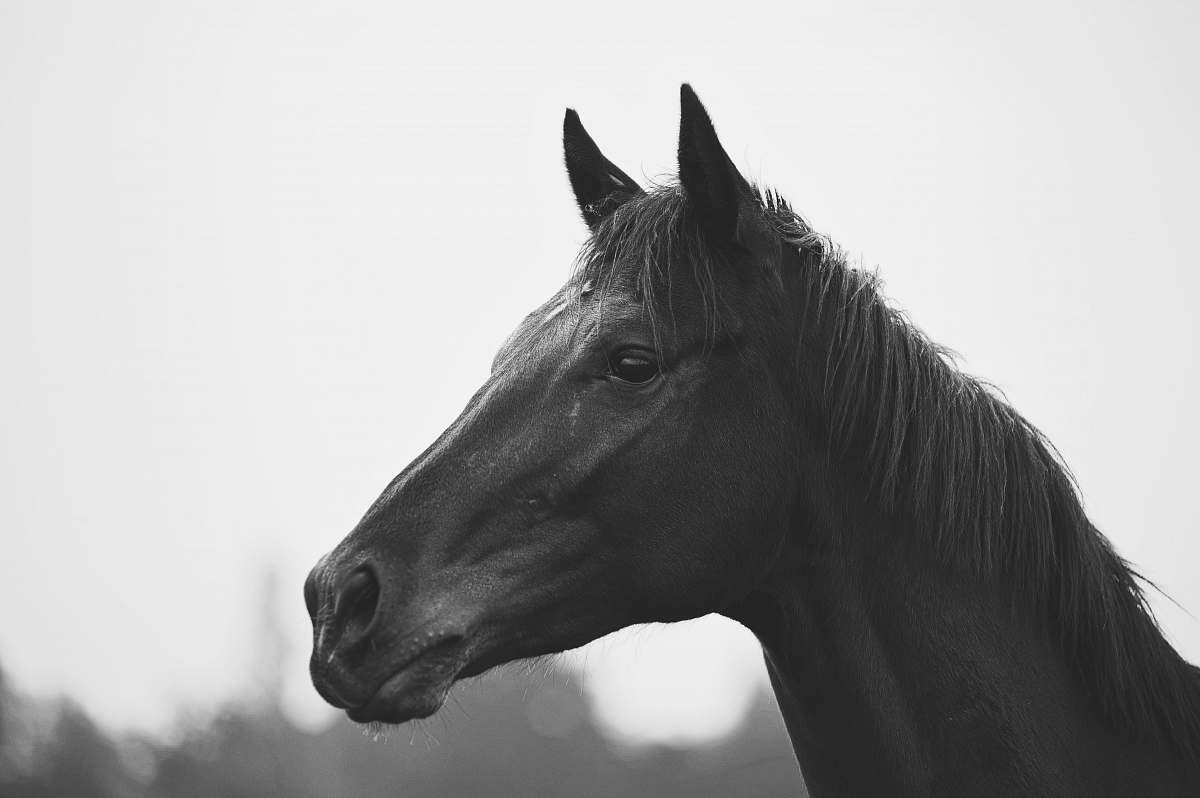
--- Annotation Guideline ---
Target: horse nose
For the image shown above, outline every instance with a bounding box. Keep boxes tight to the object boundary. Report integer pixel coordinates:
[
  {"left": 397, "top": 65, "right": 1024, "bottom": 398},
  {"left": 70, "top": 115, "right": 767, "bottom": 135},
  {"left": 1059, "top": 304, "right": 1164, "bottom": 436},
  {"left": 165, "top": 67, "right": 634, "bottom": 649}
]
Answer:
[
  {"left": 304, "top": 564, "right": 322, "bottom": 621},
  {"left": 332, "top": 565, "right": 381, "bottom": 638},
  {"left": 306, "top": 557, "right": 383, "bottom": 653}
]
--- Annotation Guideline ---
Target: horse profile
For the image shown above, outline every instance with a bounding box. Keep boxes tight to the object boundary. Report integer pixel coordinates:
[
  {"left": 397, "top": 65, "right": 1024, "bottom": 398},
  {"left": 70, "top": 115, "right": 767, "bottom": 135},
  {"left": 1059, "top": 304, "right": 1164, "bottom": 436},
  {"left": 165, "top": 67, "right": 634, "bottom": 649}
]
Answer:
[{"left": 306, "top": 86, "right": 1200, "bottom": 796}]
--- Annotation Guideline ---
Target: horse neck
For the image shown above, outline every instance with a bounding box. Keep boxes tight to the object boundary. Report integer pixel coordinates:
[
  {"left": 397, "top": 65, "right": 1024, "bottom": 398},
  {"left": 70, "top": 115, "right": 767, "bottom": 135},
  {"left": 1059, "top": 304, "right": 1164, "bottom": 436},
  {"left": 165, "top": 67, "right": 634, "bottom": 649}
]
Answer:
[
  {"left": 729, "top": 499, "right": 1194, "bottom": 797},
  {"left": 722, "top": 247, "right": 1198, "bottom": 795}
]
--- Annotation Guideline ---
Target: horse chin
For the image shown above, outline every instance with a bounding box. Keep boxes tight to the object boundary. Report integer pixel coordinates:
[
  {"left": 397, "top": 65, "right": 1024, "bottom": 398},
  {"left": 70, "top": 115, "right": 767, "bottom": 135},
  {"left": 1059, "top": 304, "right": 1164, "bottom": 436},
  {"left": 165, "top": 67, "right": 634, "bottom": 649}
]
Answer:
[{"left": 345, "top": 638, "right": 470, "bottom": 724}]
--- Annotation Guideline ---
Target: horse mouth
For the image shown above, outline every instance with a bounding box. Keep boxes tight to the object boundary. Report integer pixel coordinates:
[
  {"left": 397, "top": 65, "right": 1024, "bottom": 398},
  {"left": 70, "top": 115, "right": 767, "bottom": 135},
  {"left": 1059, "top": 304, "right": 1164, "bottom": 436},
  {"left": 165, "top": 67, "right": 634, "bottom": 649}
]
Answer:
[{"left": 345, "top": 634, "right": 470, "bottom": 724}]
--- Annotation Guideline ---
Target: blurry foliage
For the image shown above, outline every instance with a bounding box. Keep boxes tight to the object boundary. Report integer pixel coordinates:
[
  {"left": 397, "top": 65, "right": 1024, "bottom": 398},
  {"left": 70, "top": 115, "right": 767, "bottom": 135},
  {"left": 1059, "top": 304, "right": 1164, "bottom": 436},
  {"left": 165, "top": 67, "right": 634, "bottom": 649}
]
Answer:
[
  {"left": 0, "top": 659, "right": 807, "bottom": 797},
  {"left": 0, "top": 570, "right": 807, "bottom": 796}
]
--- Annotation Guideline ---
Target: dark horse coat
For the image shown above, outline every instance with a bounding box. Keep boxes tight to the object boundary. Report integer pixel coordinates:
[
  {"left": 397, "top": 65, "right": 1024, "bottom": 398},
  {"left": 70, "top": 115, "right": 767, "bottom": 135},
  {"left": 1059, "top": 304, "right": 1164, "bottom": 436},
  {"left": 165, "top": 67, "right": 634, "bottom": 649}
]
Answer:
[{"left": 306, "top": 86, "right": 1200, "bottom": 796}]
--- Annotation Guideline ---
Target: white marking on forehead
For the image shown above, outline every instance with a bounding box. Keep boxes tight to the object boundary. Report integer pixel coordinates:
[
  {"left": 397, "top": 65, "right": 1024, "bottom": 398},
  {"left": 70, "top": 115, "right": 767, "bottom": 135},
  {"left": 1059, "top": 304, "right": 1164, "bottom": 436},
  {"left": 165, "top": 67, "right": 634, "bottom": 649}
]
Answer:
[
  {"left": 538, "top": 280, "right": 594, "bottom": 328},
  {"left": 541, "top": 298, "right": 571, "bottom": 325}
]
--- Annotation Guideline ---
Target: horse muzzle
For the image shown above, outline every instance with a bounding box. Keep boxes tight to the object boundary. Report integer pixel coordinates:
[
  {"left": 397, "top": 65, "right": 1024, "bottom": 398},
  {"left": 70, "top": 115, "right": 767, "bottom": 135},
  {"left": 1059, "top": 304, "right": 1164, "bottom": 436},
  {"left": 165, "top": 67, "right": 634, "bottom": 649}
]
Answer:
[{"left": 304, "top": 554, "right": 474, "bottom": 723}]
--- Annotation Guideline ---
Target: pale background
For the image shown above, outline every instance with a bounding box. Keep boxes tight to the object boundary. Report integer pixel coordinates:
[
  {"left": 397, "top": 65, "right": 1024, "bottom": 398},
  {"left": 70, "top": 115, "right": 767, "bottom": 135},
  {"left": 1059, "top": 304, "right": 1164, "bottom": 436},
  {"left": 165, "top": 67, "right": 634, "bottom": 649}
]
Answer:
[{"left": 2, "top": 0, "right": 1197, "bottom": 750}]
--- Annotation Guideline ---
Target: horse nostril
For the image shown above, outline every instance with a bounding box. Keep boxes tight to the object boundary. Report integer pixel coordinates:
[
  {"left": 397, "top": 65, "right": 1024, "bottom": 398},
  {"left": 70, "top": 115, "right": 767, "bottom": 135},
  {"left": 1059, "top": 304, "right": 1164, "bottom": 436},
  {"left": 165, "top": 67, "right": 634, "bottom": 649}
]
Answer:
[
  {"left": 333, "top": 566, "right": 380, "bottom": 636},
  {"left": 304, "top": 566, "right": 321, "bottom": 621}
]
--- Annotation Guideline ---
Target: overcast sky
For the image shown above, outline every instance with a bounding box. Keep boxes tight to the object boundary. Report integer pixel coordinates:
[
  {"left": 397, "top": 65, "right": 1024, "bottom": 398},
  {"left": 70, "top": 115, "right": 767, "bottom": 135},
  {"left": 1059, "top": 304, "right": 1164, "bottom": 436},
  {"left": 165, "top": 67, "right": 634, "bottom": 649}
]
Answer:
[{"left": 2, "top": 0, "right": 1198, "bottom": 746}]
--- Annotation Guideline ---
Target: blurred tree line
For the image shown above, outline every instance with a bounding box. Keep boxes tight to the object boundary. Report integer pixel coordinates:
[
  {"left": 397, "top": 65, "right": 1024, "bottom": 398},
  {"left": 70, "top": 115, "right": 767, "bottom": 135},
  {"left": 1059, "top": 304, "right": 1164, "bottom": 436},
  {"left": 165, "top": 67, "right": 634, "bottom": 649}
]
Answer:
[
  {"left": 0, "top": 570, "right": 807, "bottom": 796},
  {"left": 0, "top": 656, "right": 807, "bottom": 797}
]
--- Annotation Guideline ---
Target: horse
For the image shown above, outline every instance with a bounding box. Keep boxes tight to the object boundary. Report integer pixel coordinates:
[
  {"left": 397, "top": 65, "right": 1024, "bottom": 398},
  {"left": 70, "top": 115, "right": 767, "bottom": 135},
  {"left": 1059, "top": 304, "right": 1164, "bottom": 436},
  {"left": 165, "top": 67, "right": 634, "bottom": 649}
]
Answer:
[{"left": 305, "top": 85, "right": 1200, "bottom": 796}]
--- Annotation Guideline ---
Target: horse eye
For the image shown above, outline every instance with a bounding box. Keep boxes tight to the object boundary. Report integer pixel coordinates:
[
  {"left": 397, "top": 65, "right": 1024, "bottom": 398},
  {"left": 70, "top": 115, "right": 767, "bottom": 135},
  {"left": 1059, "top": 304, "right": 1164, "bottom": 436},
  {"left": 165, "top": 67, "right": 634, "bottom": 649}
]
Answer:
[{"left": 610, "top": 352, "right": 659, "bottom": 385}]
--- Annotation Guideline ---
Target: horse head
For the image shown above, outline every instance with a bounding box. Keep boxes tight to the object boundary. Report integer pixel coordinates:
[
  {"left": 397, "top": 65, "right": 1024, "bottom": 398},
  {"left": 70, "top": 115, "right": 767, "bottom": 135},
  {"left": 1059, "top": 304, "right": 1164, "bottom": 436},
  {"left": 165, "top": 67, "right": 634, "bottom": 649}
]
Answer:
[{"left": 304, "top": 86, "right": 801, "bottom": 724}]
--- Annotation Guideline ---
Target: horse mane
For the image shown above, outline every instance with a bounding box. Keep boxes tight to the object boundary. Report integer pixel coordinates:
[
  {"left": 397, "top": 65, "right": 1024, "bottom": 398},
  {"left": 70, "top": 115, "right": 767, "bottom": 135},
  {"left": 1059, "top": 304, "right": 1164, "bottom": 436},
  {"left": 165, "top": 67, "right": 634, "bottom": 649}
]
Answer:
[{"left": 576, "top": 183, "right": 1200, "bottom": 765}]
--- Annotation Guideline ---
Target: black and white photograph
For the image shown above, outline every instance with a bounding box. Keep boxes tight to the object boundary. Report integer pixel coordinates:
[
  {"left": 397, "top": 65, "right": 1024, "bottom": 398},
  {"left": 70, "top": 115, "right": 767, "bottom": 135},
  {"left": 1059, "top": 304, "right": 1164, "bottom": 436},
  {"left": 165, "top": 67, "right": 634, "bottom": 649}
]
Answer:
[{"left": 2, "top": 2, "right": 1198, "bottom": 795}]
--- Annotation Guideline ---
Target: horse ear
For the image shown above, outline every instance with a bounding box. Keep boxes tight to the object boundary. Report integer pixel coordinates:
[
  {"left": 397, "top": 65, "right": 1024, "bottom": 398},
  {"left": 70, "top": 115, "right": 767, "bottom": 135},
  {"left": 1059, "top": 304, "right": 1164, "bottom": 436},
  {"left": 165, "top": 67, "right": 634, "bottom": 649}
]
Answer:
[
  {"left": 563, "top": 109, "right": 643, "bottom": 230},
  {"left": 677, "top": 84, "right": 751, "bottom": 244}
]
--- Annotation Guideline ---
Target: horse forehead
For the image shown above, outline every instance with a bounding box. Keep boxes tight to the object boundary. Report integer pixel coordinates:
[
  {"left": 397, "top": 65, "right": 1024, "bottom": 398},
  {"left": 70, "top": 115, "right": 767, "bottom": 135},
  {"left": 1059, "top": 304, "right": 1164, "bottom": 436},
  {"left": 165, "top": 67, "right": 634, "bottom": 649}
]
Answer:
[
  {"left": 539, "top": 297, "right": 573, "bottom": 325},
  {"left": 492, "top": 289, "right": 586, "bottom": 372},
  {"left": 535, "top": 278, "right": 597, "bottom": 328},
  {"left": 492, "top": 279, "right": 654, "bottom": 377}
]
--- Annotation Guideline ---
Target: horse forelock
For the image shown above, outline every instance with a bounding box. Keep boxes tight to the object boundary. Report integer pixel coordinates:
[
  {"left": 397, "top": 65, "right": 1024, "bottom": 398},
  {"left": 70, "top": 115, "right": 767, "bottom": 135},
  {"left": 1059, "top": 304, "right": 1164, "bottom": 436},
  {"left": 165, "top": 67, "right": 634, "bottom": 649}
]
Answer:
[
  {"left": 575, "top": 184, "right": 728, "bottom": 352},
  {"left": 571, "top": 179, "right": 1200, "bottom": 766}
]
